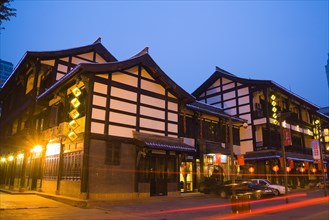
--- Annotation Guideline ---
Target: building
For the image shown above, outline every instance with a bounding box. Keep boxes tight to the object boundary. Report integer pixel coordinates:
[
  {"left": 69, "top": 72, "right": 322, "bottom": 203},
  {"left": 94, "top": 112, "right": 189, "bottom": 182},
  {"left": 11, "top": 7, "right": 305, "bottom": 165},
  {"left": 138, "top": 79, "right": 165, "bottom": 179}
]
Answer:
[
  {"left": 0, "top": 59, "right": 14, "bottom": 88},
  {"left": 193, "top": 67, "right": 329, "bottom": 188},
  {"left": 0, "top": 39, "right": 244, "bottom": 199}
]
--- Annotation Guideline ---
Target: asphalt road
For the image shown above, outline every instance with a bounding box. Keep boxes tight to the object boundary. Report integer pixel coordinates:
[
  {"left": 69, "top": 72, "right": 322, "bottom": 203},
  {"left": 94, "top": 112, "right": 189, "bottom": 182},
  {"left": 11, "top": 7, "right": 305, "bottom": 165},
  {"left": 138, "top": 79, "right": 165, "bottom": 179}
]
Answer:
[{"left": 0, "top": 189, "right": 328, "bottom": 220}]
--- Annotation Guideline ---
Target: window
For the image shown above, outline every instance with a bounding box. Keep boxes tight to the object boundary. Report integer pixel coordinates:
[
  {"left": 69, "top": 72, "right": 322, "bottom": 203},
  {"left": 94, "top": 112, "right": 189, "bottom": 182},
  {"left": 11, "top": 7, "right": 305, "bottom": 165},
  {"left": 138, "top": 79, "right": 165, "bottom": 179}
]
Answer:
[
  {"left": 62, "top": 151, "right": 83, "bottom": 181},
  {"left": 105, "top": 142, "right": 120, "bottom": 165}
]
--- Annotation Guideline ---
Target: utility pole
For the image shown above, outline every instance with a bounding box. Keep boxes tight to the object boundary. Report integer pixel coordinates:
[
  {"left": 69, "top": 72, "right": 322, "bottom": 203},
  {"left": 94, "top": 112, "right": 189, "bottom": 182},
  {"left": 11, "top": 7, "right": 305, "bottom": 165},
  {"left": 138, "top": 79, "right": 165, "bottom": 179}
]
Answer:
[{"left": 278, "top": 112, "right": 290, "bottom": 204}]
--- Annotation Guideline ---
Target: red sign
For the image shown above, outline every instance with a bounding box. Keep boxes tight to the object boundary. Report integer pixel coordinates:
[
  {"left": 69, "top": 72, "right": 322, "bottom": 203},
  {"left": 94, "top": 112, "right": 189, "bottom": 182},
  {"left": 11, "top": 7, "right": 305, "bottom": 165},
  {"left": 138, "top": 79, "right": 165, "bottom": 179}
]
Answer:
[
  {"left": 237, "top": 155, "right": 245, "bottom": 166},
  {"left": 283, "top": 128, "right": 292, "bottom": 146},
  {"left": 312, "top": 140, "right": 321, "bottom": 160}
]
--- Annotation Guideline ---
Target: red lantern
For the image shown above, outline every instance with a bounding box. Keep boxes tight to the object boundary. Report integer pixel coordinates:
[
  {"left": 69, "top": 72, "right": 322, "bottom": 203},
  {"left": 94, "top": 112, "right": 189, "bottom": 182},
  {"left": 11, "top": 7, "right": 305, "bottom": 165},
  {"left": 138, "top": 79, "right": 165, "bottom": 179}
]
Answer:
[
  {"left": 324, "top": 168, "right": 327, "bottom": 173},
  {"left": 286, "top": 167, "right": 291, "bottom": 172},
  {"left": 311, "top": 168, "right": 317, "bottom": 173},
  {"left": 272, "top": 165, "right": 279, "bottom": 172},
  {"left": 299, "top": 167, "right": 305, "bottom": 173},
  {"left": 248, "top": 167, "right": 255, "bottom": 173}
]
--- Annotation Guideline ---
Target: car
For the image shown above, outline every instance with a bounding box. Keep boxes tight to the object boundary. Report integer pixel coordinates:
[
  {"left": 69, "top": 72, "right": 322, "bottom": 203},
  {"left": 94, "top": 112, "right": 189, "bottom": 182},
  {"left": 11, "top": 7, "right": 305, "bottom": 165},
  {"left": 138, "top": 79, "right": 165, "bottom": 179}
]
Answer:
[
  {"left": 250, "top": 179, "right": 290, "bottom": 195},
  {"left": 217, "top": 180, "right": 276, "bottom": 199}
]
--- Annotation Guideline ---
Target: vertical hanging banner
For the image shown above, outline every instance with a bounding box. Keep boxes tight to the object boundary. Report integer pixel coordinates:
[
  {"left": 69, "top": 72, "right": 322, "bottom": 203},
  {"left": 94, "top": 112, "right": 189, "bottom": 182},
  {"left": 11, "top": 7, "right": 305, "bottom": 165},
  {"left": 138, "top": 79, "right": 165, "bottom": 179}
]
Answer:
[
  {"left": 312, "top": 140, "right": 321, "bottom": 160},
  {"left": 283, "top": 128, "right": 292, "bottom": 146}
]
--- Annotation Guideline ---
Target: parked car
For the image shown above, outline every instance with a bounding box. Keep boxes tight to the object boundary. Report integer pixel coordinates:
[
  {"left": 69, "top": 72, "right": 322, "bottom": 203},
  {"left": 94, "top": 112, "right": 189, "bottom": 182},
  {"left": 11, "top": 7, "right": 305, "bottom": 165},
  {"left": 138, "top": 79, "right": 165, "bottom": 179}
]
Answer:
[
  {"left": 250, "top": 179, "right": 290, "bottom": 195},
  {"left": 217, "top": 180, "right": 276, "bottom": 199},
  {"left": 199, "top": 178, "right": 276, "bottom": 199}
]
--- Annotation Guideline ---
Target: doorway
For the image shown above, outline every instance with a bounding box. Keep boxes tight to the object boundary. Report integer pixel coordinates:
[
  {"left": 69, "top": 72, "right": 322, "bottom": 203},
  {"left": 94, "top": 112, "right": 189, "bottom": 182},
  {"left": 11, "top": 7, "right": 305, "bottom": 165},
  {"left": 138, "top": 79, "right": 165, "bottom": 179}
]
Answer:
[{"left": 150, "top": 157, "right": 167, "bottom": 196}]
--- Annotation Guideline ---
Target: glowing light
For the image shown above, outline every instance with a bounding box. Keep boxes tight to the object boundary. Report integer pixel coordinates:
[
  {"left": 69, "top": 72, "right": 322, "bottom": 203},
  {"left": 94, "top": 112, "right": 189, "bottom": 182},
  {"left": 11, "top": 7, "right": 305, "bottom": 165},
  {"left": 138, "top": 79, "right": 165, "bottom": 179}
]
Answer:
[
  {"left": 282, "top": 120, "right": 286, "bottom": 128},
  {"left": 72, "top": 87, "right": 82, "bottom": 97},
  {"left": 69, "top": 109, "right": 80, "bottom": 119},
  {"left": 46, "top": 142, "right": 60, "bottom": 156},
  {"left": 311, "top": 168, "right": 316, "bottom": 173},
  {"left": 68, "top": 131, "right": 78, "bottom": 141},
  {"left": 286, "top": 167, "right": 291, "bottom": 172},
  {"left": 273, "top": 119, "right": 278, "bottom": 125},
  {"left": 31, "top": 145, "right": 43, "bottom": 153},
  {"left": 315, "top": 119, "right": 320, "bottom": 125},
  {"left": 70, "top": 98, "right": 81, "bottom": 108},
  {"left": 271, "top": 101, "right": 277, "bottom": 106},
  {"left": 17, "top": 153, "right": 24, "bottom": 159},
  {"left": 69, "top": 119, "right": 79, "bottom": 129},
  {"left": 299, "top": 167, "right": 305, "bottom": 173},
  {"left": 248, "top": 167, "right": 255, "bottom": 173},
  {"left": 271, "top": 94, "right": 276, "bottom": 100},
  {"left": 272, "top": 165, "right": 279, "bottom": 172},
  {"left": 273, "top": 113, "right": 277, "bottom": 119},
  {"left": 1, "top": 157, "right": 6, "bottom": 162},
  {"left": 272, "top": 107, "right": 277, "bottom": 112},
  {"left": 8, "top": 155, "right": 14, "bottom": 161}
]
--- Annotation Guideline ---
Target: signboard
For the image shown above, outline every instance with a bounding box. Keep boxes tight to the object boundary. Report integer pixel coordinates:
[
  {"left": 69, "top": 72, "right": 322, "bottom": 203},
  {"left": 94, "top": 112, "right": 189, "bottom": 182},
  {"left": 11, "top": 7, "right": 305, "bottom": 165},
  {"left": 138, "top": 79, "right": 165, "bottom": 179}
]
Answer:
[
  {"left": 312, "top": 140, "right": 321, "bottom": 160},
  {"left": 283, "top": 128, "right": 292, "bottom": 146},
  {"left": 237, "top": 155, "right": 245, "bottom": 166}
]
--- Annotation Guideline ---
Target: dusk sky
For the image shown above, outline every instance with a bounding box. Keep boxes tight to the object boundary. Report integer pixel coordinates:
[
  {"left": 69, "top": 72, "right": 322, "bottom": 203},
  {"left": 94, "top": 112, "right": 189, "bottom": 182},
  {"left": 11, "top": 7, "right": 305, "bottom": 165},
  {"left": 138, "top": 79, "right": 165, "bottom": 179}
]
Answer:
[{"left": 1, "top": 1, "right": 328, "bottom": 107}]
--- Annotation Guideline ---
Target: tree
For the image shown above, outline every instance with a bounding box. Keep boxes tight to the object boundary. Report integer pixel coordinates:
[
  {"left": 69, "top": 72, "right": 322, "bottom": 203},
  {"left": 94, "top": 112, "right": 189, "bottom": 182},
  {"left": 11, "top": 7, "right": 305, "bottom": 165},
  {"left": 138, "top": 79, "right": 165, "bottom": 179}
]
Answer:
[{"left": 0, "top": 0, "right": 16, "bottom": 29}]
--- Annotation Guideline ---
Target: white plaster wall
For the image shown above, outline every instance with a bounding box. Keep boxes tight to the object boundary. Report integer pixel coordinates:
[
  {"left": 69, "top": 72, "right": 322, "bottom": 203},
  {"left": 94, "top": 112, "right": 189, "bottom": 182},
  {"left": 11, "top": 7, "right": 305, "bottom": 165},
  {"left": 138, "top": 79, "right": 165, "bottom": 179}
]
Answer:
[
  {"left": 140, "top": 118, "right": 165, "bottom": 130},
  {"left": 109, "top": 112, "right": 136, "bottom": 126},
  {"left": 109, "top": 125, "right": 133, "bottom": 138},
  {"left": 112, "top": 72, "right": 138, "bottom": 87},
  {"left": 141, "top": 95, "right": 165, "bottom": 108},
  {"left": 110, "top": 99, "right": 136, "bottom": 114},
  {"left": 223, "top": 91, "right": 236, "bottom": 101},
  {"left": 94, "top": 82, "right": 108, "bottom": 94},
  {"left": 141, "top": 79, "right": 165, "bottom": 95},
  {"left": 92, "top": 108, "right": 106, "bottom": 120},
  {"left": 91, "top": 122, "right": 104, "bottom": 134},
  {"left": 140, "top": 106, "right": 165, "bottom": 119},
  {"left": 111, "top": 87, "right": 137, "bottom": 102},
  {"left": 92, "top": 95, "right": 106, "bottom": 107},
  {"left": 168, "top": 102, "right": 178, "bottom": 111}
]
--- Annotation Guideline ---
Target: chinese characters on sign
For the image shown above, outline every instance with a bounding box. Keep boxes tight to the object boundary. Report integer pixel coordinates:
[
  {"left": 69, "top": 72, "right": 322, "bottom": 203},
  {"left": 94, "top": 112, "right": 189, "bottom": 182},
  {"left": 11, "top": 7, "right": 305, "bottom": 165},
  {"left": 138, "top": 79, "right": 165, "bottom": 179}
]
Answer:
[
  {"left": 283, "top": 128, "right": 292, "bottom": 146},
  {"left": 312, "top": 139, "right": 320, "bottom": 160}
]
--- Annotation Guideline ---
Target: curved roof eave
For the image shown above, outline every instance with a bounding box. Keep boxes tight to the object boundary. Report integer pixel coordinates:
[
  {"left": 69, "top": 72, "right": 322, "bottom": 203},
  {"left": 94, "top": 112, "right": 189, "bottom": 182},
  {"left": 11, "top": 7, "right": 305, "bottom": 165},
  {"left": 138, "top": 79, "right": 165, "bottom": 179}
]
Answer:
[
  {"left": 38, "top": 48, "right": 195, "bottom": 103},
  {"left": 193, "top": 66, "right": 319, "bottom": 109},
  {"left": 78, "top": 48, "right": 195, "bottom": 103},
  {"left": 26, "top": 39, "right": 117, "bottom": 62},
  {"left": 186, "top": 101, "right": 246, "bottom": 123}
]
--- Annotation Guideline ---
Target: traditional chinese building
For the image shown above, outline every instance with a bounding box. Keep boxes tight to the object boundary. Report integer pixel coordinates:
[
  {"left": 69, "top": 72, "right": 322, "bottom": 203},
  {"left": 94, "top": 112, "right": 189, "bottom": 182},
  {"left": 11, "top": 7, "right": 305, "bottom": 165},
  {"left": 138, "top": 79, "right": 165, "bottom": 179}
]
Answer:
[
  {"left": 193, "top": 67, "right": 329, "bottom": 187},
  {"left": 0, "top": 39, "right": 246, "bottom": 199}
]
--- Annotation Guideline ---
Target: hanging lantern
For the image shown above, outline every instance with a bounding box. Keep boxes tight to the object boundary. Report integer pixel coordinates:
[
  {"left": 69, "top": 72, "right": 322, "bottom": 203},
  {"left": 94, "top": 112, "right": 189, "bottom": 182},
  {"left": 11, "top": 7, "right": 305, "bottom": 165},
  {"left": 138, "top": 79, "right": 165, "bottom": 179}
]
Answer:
[
  {"left": 248, "top": 167, "right": 255, "bottom": 173},
  {"left": 272, "top": 165, "right": 279, "bottom": 172},
  {"left": 286, "top": 167, "right": 291, "bottom": 172},
  {"left": 324, "top": 168, "right": 327, "bottom": 173},
  {"left": 299, "top": 167, "right": 305, "bottom": 173},
  {"left": 311, "top": 168, "right": 317, "bottom": 173}
]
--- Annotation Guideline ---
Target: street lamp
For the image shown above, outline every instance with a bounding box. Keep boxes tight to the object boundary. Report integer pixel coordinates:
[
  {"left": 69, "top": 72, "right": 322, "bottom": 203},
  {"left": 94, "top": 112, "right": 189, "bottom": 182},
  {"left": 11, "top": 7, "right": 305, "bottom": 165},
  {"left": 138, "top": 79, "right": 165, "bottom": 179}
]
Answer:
[
  {"left": 315, "top": 120, "right": 328, "bottom": 197},
  {"left": 278, "top": 112, "right": 290, "bottom": 204}
]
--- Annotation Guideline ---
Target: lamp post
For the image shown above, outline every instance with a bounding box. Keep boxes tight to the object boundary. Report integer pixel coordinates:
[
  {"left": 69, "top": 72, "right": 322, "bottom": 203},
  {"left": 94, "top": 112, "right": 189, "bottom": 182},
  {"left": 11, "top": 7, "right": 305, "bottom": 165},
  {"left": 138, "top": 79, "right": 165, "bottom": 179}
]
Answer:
[
  {"left": 315, "top": 121, "right": 327, "bottom": 197},
  {"left": 229, "top": 117, "right": 236, "bottom": 196},
  {"left": 228, "top": 117, "right": 248, "bottom": 196},
  {"left": 278, "top": 112, "right": 290, "bottom": 204}
]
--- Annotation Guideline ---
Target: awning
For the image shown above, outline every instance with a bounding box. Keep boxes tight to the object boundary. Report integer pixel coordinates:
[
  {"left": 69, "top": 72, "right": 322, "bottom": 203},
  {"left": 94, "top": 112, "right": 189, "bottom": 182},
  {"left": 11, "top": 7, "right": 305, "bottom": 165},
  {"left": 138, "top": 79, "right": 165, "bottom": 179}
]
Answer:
[
  {"left": 244, "top": 150, "right": 316, "bottom": 162},
  {"left": 133, "top": 131, "right": 196, "bottom": 153}
]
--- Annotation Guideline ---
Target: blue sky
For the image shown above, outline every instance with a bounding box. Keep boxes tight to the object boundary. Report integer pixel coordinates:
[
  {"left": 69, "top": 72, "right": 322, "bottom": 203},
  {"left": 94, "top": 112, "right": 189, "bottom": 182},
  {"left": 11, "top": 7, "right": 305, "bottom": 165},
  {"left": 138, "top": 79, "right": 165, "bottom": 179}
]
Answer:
[{"left": 1, "top": 1, "right": 328, "bottom": 107}]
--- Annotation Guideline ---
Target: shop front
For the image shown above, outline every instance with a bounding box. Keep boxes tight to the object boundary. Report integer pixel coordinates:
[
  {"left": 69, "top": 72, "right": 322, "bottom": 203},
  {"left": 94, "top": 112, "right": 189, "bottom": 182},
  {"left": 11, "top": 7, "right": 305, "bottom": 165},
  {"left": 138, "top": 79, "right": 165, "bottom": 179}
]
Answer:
[{"left": 244, "top": 150, "right": 328, "bottom": 188}]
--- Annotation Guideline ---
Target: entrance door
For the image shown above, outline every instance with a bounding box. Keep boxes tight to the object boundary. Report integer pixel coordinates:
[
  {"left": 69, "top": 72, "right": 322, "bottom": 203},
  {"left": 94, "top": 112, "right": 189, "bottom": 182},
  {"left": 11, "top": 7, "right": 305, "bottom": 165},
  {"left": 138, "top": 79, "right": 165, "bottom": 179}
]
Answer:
[{"left": 150, "top": 157, "right": 167, "bottom": 196}]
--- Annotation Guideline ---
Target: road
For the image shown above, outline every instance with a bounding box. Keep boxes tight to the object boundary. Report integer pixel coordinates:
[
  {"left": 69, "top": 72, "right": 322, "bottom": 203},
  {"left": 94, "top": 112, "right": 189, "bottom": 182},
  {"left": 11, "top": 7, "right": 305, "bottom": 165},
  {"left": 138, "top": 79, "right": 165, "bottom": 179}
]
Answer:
[{"left": 0, "top": 189, "right": 328, "bottom": 220}]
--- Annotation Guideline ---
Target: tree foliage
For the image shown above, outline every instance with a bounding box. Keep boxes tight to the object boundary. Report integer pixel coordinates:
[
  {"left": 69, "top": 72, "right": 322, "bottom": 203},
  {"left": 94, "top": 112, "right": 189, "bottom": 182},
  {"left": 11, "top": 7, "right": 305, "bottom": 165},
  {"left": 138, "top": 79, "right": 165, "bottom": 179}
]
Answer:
[{"left": 0, "top": 0, "right": 16, "bottom": 29}]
